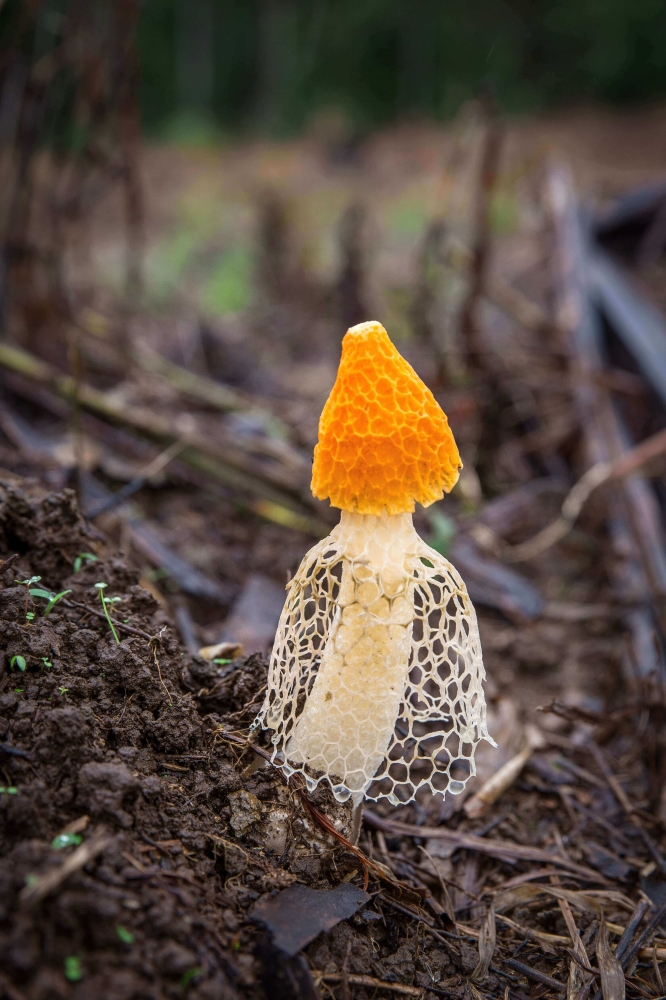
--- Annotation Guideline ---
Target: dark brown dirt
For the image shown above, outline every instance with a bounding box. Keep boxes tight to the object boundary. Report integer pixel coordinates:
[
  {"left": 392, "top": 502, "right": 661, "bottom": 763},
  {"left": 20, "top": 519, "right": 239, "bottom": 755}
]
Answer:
[{"left": 0, "top": 477, "right": 470, "bottom": 1000}]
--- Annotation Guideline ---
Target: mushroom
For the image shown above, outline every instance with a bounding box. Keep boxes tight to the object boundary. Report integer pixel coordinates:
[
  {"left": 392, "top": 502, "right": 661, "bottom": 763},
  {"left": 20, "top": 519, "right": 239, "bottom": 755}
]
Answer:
[{"left": 253, "top": 321, "right": 494, "bottom": 810}]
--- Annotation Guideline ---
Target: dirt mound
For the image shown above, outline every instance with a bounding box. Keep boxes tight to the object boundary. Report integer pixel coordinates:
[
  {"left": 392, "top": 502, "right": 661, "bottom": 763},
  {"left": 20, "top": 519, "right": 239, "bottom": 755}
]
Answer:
[{"left": 0, "top": 478, "right": 453, "bottom": 1000}]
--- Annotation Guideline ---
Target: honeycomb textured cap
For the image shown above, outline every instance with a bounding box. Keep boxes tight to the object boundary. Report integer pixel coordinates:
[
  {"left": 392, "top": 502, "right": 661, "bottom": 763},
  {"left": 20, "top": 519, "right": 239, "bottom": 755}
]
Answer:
[{"left": 311, "top": 321, "right": 462, "bottom": 514}]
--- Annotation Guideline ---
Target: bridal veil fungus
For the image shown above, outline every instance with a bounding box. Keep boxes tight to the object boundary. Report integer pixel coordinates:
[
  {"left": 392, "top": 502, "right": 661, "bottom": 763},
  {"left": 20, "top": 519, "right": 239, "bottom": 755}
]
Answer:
[{"left": 253, "top": 321, "right": 494, "bottom": 811}]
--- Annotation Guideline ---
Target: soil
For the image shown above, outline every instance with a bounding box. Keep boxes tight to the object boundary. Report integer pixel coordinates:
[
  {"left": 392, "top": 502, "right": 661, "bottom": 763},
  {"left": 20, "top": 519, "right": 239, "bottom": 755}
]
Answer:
[
  {"left": 2, "top": 476, "right": 505, "bottom": 1000},
  {"left": 0, "top": 476, "right": 358, "bottom": 1000}
]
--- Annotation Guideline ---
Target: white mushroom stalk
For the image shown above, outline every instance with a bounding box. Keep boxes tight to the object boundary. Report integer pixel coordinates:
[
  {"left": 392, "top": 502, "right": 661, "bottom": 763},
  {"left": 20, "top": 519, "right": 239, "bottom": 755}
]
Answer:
[{"left": 252, "top": 321, "right": 494, "bottom": 807}]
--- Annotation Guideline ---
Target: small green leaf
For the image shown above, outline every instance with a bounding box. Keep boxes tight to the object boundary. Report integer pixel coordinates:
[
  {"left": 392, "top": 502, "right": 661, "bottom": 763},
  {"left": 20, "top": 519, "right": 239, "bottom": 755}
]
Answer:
[
  {"left": 52, "top": 832, "right": 82, "bottom": 850},
  {"left": 10, "top": 655, "right": 26, "bottom": 671},
  {"left": 213, "top": 658, "right": 232, "bottom": 665},
  {"left": 94, "top": 582, "right": 107, "bottom": 590},
  {"left": 64, "top": 956, "right": 83, "bottom": 982},
  {"left": 116, "top": 924, "right": 135, "bottom": 944},
  {"left": 58, "top": 687, "right": 69, "bottom": 696},
  {"left": 74, "top": 552, "right": 98, "bottom": 573},
  {"left": 179, "top": 967, "right": 203, "bottom": 989},
  {"left": 44, "top": 590, "right": 71, "bottom": 616},
  {"left": 7, "top": 787, "right": 17, "bottom": 795},
  {"left": 25, "top": 611, "right": 35, "bottom": 621},
  {"left": 24, "top": 873, "right": 39, "bottom": 887},
  {"left": 29, "top": 588, "right": 53, "bottom": 599},
  {"left": 13, "top": 688, "right": 23, "bottom": 694}
]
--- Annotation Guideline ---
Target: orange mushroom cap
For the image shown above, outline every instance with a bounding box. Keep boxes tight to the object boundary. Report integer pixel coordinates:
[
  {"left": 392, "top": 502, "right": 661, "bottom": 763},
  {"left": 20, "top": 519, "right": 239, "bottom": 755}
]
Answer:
[{"left": 311, "top": 321, "right": 462, "bottom": 515}]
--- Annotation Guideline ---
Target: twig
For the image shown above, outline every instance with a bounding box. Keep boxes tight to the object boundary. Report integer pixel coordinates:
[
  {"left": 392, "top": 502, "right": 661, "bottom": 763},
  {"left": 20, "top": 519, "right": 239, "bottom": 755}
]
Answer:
[
  {"left": 62, "top": 599, "right": 153, "bottom": 641},
  {"left": 0, "top": 341, "right": 317, "bottom": 516},
  {"left": 474, "top": 423, "right": 666, "bottom": 562},
  {"left": 312, "top": 972, "right": 424, "bottom": 997},
  {"left": 363, "top": 811, "right": 607, "bottom": 881},
  {"left": 0, "top": 553, "right": 19, "bottom": 575},
  {"left": 20, "top": 828, "right": 112, "bottom": 905},
  {"left": 150, "top": 639, "right": 173, "bottom": 705},
  {"left": 586, "top": 741, "right": 666, "bottom": 876},
  {"left": 84, "top": 437, "right": 188, "bottom": 518},
  {"left": 504, "top": 958, "right": 566, "bottom": 992}
]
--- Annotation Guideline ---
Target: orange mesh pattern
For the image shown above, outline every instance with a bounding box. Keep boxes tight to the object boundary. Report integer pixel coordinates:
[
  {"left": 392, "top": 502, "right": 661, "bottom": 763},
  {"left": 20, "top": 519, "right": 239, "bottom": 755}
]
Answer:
[{"left": 311, "top": 321, "right": 461, "bottom": 515}]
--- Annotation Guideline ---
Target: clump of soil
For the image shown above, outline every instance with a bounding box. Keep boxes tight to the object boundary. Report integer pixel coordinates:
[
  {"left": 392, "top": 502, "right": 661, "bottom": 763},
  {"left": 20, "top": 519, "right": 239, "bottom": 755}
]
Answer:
[{"left": 0, "top": 479, "right": 451, "bottom": 1000}]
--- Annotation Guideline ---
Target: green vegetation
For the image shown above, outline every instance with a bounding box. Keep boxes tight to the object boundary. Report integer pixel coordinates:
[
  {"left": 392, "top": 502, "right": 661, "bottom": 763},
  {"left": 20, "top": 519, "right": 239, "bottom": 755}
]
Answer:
[
  {"left": 179, "top": 967, "right": 203, "bottom": 990},
  {"left": 52, "top": 833, "right": 83, "bottom": 849},
  {"left": 73, "top": 553, "right": 99, "bottom": 573},
  {"left": 138, "top": 0, "right": 666, "bottom": 139},
  {"left": 116, "top": 925, "right": 135, "bottom": 945},
  {"left": 64, "top": 956, "right": 83, "bottom": 983},
  {"left": 94, "top": 583, "right": 121, "bottom": 644}
]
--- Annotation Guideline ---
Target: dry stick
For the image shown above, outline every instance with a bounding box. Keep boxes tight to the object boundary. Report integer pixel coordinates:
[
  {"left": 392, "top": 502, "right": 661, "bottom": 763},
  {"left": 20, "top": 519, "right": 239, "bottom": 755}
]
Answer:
[
  {"left": 504, "top": 958, "right": 566, "bottom": 992},
  {"left": 151, "top": 640, "right": 173, "bottom": 705},
  {"left": 62, "top": 598, "right": 153, "bottom": 642},
  {"left": 548, "top": 163, "right": 666, "bottom": 670},
  {"left": 0, "top": 553, "right": 19, "bottom": 575},
  {"left": 482, "top": 424, "right": 666, "bottom": 562},
  {"left": 363, "top": 811, "right": 606, "bottom": 882},
  {"left": 313, "top": 973, "right": 423, "bottom": 998},
  {"left": 84, "top": 436, "right": 188, "bottom": 518},
  {"left": 589, "top": 899, "right": 655, "bottom": 1000},
  {"left": 615, "top": 900, "right": 651, "bottom": 964},
  {"left": 0, "top": 342, "right": 319, "bottom": 519},
  {"left": 132, "top": 343, "right": 290, "bottom": 438},
  {"left": 20, "top": 828, "right": 112, "bottom": 905},
  {"left": 586, "top": 741, "right": 666, "bottom": 876},
  {"left": 620, "top": 899, "right": 666, "bottom": 971},
  {"left": 551, "top": 872, "right": 593, "bottom": 1000}
]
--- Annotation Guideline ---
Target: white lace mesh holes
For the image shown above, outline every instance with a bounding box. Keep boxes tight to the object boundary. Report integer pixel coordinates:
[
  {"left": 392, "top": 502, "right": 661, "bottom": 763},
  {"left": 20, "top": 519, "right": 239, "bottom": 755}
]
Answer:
[{"left": 254, "top": 512, "right": 492, "bottom": 805}]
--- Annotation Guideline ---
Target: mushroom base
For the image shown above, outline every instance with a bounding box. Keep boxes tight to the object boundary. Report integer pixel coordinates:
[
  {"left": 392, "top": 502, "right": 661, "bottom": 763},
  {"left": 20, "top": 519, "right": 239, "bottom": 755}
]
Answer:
[{"left": 253, "top": 510, "right": 493, "bottom": 805}]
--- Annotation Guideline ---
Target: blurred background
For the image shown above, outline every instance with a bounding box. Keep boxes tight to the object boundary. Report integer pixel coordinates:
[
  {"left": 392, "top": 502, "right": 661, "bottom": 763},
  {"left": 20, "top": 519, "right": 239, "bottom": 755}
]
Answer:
[{"left": 2, "top": 0, "right": 666, "bottom": 714}]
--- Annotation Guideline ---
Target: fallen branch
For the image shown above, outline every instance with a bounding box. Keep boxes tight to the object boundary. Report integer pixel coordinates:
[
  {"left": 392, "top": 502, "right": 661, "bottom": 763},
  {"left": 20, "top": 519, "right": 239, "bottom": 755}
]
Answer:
[
  {"left": 0, "top": 341, "right": 318, "bottom": 517},
  {"left": 312, "top": 972, "right": 425, "bottom": 997},
  {"left": 363, "top": 811, "right": 607, "bottom": 882},
  {"left": 473, "top": 423, "right": 666, "bottom": 562}
]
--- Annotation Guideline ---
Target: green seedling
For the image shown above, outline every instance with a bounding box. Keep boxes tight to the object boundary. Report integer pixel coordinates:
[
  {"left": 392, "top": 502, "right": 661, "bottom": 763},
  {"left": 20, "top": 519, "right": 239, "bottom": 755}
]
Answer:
[
  {"left": 41, "top": 657, "right": 52, "bottom": 669},
  {"left": 94, "top": 582, "right": 120, "bottom": 643},
  {"left": 64, "top": 956, "right": 83, "bottom": 982},
  {"left": 179, "top": 967, "right": 203, "bottom": 990},
  {"left": 58, "top": 687, "right": 69, "bottom": 697},
  {"left": 13, "top": 688, "right": 23, "bottom": 694},
  {"left": 74, "top": 552, "right": 99, "bottom": 573},
  {"left": 0, "top": 787, "right": 18, "bottom": 795},
  {"left": 52, "top": 832, "right": 82, "bottom": 849},
  {"left": 24, "top": 873, "right": 38, "bottom": 887},
  {"left": 43, "top": 590, "right": 71, "bottom": 616},
  {"left": 25, "top": 584, "right": 72, "bottom": 618},
  {"left": 10, "top": 655, "right": 26, "bottom": 672},
  {"left": 18, "top": 575, "right": 41, "bottom": 617},
  {"left": 116, "top": 925, "right": 135, "bottom": 944},
  {"left": 213, "top": 657, "right": 232, "bottom": 665},
  {"left": 25, "top": 611, "right": 35, "bottom": 622}
]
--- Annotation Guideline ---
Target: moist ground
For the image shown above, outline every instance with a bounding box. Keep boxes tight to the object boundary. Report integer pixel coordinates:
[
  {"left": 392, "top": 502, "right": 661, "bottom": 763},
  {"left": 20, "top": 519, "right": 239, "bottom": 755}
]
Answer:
[
  {"left": 1, "top": 476, "right": 665, "bottom": 1000},
  {"left": 0, "top": 477, "right": 475, "bottom": 1000}
]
